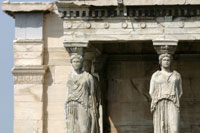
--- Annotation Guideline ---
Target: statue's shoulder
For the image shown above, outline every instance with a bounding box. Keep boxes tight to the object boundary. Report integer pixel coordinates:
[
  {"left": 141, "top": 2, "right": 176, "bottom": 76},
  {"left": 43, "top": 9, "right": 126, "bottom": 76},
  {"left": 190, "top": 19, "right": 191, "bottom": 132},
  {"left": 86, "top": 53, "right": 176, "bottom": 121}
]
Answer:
[
  {"left": 83, "top": 71, "right": 89, "bottom": 76},
  {"left": 173, "top": 70, "right": 181, "bottom": 78},
  {"left": 152, "top": 70, "right": 160, "bottom": 78},
  {"left": 83, "top": 71, "right": 93, "bottom": 78},
  {"left": 67, "top": 71, "right": 73, "bottom": 79}
]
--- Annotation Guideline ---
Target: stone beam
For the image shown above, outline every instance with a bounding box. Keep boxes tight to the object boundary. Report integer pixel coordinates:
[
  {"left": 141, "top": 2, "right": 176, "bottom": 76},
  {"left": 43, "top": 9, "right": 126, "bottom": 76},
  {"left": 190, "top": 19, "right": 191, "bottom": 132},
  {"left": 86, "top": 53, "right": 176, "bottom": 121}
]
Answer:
[
  {"left": 56, "top": 0, "right": 118, "bottom": 7},
  {"left": 123, "top": 0, "right": 200, "bottom": 6},
  {"left": 2, "top": 2, "right": 54, "bottom": 18},
  {"left": 56, "top": 0, "right": 200, "bottom": 6},
  {"left": 64, "top": 41, "right": 89, "bottom": 48}
]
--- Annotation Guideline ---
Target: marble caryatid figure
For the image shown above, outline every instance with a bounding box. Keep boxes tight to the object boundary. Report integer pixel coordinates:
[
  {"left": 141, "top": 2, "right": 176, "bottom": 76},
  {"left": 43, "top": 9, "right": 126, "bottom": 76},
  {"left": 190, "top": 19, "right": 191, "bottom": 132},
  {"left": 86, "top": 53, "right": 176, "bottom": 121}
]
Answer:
[
  {"left": 65, "top": 54, "right": 99, "bottom": 133},
  {"left": 149, "top": 53, "right": 183, "bottom": 133}
]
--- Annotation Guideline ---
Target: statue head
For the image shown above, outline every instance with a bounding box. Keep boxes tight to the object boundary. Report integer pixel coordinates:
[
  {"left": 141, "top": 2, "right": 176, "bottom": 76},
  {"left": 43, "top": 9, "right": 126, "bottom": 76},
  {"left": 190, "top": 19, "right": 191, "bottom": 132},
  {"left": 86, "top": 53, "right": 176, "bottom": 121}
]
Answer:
[
  {"left": 70, "top": 54, "right": 83, "bottom": 71},
  {"left": 83, "top": 59, "right": 92, "bottom": 73},
  {"left": 159, "top": 53, "right": 173, "bottom": 68}
]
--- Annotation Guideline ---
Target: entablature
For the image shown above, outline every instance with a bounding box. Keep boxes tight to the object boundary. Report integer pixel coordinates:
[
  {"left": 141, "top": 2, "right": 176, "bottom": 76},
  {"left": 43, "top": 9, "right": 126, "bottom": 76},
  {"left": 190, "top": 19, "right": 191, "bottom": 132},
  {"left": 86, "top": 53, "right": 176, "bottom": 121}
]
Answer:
[
  {"left": 56, "top": 0, "right": 200, "bottom": 19},
  {"left": 57, "top": 0, "right": 200, "bottom": 6},
  {"left": 58, "top": 6, "right": 200, "bottom": 19}
]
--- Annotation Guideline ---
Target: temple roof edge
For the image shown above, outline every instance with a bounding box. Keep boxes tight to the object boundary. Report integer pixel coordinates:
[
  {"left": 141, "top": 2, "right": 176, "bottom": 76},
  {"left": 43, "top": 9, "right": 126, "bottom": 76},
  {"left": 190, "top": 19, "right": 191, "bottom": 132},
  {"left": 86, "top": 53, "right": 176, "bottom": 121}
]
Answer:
[{"left": 1, "top": 1, "right": 54, "bottom": 18}]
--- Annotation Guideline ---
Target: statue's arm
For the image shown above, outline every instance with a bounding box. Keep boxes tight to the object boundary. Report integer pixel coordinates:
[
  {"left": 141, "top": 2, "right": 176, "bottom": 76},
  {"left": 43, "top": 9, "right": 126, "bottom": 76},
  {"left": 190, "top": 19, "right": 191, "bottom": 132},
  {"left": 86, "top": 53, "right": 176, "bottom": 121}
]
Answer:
[
  {"left": 149, "top": 78, "right": 154, "bottom": 99},
  {"left": 178, "top": 74, "right": 183, "bottom": 99},
  {"left": 88, "top": 74, "right": 98, "bottom": 133},
  {"left": 149, "top": 72, "right": 158, "bottom": 99},
  {"left": 66, "top": 73, "right": 71, "bottom": 99},
  {"left": 89, "top": 74, "right": 95, "bottom": 96}
]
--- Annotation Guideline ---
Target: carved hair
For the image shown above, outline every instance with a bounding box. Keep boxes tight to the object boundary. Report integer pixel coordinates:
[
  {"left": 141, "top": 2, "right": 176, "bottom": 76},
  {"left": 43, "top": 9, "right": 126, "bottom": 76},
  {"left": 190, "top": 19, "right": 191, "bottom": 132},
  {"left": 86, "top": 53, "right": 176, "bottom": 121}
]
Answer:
[
  {"left": 159, "top": 53, "right": 173, "bottom": 65},
  {"left": 70, "top": 54, "right": 83, "bottom": 63}
]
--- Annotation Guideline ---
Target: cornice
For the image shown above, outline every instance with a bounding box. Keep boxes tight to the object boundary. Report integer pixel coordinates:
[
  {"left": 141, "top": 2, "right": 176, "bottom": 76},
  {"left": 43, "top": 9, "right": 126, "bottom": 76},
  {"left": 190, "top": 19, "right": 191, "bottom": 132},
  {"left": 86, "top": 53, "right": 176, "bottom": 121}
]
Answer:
[
  {"left": 12, "top": 66, "right": 48, "bottom": 84},
  {"left": 12, "top": 66, "right": 48, "bottom": 75},
  {"left": 56, "top": 0, "right": 200, "bottom": 6},
  {"left": 14, "top": 39, "right": 43, "bottom": 44},
  {"left": 2, "top": 2, "right": 54, "bottom": 18}
]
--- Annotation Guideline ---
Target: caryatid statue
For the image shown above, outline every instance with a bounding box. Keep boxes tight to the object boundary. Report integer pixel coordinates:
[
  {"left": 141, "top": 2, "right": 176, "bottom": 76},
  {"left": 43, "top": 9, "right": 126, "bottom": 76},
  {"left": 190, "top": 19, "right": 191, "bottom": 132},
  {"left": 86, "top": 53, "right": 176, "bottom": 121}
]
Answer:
[
  {"left": 65, "top": 54, "right": 99, "bottom": 133},
  {"left": 149, "top": 53, "right": 183, "bottom": 133}
]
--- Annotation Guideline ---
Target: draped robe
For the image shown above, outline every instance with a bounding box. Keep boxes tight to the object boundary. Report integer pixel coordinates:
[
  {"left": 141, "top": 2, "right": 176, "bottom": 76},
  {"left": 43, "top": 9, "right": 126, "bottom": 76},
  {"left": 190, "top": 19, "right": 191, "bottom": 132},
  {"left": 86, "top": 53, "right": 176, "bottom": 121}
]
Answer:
[
  {"left": 149, "top": 70, "right": 183, "bottom": 133},
  {"left": 65, "top": 71, "right": 99, "bottom": 133}
]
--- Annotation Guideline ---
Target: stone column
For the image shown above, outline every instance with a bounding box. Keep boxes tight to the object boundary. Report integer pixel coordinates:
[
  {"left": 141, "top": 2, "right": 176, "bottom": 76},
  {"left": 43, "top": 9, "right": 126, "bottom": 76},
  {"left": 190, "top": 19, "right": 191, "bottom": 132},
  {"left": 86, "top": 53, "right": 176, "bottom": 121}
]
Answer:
[
  {"left": 84, "top": 48, "right": 103, "bottom": 133},
  {"left": 12, "top": 40, "right": 48, "bottom": 133},
  {"left": 151, "top": 40, "right": 183, "bottom": 133},
  {"left": 2, "top": 2, "right": 54, "bottom": 133},
  {"left": 64, "top": 41, "right": 103, "bottom": 133},
  {"left": 56, "top": 1, "right": 103, "bottom": 131}
]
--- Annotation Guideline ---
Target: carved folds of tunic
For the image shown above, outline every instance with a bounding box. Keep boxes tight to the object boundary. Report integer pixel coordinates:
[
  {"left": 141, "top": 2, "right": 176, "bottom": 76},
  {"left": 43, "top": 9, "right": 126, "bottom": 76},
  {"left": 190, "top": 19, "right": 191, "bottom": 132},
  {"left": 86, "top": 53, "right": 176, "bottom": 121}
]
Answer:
[
  {"left": 149, "top": 70, "right": 183, "bottom": 133},
  {"left": 65, "top": 55, "right": 99, "bottom": 133}
]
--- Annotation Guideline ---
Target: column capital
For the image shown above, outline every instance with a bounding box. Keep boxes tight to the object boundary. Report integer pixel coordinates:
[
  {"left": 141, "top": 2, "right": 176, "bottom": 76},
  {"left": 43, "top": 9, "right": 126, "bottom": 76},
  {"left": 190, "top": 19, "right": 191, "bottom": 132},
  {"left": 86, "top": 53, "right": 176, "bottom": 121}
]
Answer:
[
  {"left": 64, "top": 41, "right": 101, "bottom": 59},
  {"left": 64, "top": 41, "right": 89, "bottom": 48},
  {"left": 64, "top": 41, "right": 89, "bottom": 55},
  {"left": 152, "top": 39, "right": 178, "bottom": 55}
]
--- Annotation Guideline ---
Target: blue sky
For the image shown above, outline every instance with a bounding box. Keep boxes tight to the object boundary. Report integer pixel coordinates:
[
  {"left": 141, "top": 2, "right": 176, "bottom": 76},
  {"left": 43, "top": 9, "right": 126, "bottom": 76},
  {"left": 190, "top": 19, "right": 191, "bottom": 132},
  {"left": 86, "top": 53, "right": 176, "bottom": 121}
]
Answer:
[{"left": 0, "top": 0, "right": 54, "bottom": 132}]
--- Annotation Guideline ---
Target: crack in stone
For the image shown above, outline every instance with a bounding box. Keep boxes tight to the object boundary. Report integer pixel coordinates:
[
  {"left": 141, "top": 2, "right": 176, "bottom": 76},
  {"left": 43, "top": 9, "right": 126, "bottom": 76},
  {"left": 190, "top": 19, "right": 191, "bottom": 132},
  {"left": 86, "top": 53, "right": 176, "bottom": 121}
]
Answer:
[{"left": 130, "top": 79, "right": 150, "bottom": 102}]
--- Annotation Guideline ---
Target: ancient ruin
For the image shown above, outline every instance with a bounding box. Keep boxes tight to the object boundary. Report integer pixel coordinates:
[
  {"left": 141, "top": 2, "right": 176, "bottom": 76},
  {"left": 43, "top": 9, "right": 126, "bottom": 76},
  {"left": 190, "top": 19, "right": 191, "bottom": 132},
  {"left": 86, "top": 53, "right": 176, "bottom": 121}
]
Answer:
[{"left": 2, "top": 0, "right": 200, "bottom": 132}]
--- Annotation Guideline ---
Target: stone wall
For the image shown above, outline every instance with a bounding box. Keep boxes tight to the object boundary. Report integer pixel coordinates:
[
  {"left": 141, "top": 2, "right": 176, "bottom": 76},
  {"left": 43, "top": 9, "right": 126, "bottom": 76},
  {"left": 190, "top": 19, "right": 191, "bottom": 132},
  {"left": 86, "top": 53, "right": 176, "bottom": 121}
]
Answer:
[
  {"left": 43, "top": 13, "right": 72, "bottom": 133},
  {"left": 106, "top": 59, "right": 200, "bottom": 133}
]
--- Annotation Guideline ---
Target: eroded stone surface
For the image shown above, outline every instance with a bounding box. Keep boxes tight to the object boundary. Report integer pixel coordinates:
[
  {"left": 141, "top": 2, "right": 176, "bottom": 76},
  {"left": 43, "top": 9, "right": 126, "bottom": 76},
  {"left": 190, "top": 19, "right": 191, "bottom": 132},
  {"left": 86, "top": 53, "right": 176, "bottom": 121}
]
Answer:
[
  {"left": 56, "top": 0, "right": 200, "bottom": 6},
  {"left": 15, "top": 102, "right": 43, "bottom": 120},
  {"left": 14, "top": 120, "right": 43, "bottom": 133},
  {"left": 2, "top": 2, "right": 54, "bottom": 17}
]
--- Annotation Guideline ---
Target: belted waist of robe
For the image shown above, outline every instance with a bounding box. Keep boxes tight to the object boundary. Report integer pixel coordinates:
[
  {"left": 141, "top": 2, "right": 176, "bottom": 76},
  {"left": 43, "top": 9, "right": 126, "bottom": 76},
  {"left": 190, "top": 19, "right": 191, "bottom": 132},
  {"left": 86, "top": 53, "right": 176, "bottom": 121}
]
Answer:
[
  {"left": 66, "top": 72, "right": 90, "bottom": 109},
  {"left": 151, "top": 94, "right": 180, "bottom": 112}
]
